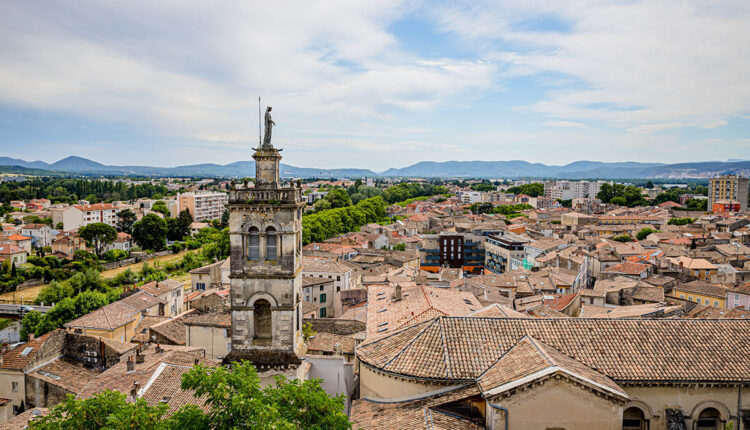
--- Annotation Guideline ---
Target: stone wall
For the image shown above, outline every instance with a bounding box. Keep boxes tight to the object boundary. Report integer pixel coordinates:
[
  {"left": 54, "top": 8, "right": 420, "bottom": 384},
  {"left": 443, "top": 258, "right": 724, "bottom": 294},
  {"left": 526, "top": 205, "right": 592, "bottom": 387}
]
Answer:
[
  {"left": 62, "top": 333, "right": 129, "bottom": 369},
  {"left": 25, "top": 374, "right": 71, "bottom": 408}
]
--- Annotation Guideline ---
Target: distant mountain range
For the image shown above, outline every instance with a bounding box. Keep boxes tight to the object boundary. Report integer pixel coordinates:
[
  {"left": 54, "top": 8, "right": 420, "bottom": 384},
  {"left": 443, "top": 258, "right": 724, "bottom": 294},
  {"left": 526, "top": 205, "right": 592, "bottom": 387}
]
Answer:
[{"left": 1, "top": 156, "right": 749, "bottom": 179}]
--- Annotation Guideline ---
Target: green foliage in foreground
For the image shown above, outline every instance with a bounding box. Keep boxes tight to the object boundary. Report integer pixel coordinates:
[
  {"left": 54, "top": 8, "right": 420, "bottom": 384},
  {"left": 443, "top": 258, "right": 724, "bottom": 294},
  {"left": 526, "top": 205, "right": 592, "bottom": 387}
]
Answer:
[{"left": 29, "top": 361, "right": 350, "bottom": 430}]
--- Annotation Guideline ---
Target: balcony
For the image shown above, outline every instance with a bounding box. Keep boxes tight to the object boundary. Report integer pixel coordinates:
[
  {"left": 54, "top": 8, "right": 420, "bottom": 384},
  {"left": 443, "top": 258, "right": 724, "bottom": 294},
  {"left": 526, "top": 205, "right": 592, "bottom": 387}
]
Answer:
[{"left": 229, "top": 187, "right": 302, "bottom": 204}]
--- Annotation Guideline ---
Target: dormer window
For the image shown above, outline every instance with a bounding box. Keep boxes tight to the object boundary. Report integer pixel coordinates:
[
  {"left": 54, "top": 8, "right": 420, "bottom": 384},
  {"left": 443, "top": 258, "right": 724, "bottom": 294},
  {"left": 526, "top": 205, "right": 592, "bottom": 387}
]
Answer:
[
  {"left": 248, "top": 227, "right": 260, "bottom": 260},
  {"left": 266, "top": 227, "right": 277, "bottom": 260}
]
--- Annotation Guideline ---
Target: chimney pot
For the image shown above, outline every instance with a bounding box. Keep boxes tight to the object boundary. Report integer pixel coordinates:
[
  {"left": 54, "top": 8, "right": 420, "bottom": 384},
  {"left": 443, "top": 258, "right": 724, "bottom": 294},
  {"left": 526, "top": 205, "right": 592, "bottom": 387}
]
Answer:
[{"left": 28, "top": 333, "right": 34, "bottom": 341}]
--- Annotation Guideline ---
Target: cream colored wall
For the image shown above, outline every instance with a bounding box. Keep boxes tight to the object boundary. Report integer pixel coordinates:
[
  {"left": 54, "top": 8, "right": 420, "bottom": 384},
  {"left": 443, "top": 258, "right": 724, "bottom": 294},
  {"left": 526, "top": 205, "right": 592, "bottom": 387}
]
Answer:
[
  {"left": 624, "top": 384, "right": 746, "bottom": 428},
  {"left": 186, "top": 325, "right": 230, "bottom": 360},
  {"left": 487, "top": 377, "right": 622, "bottom": 430},
  {"left": 0, "top": 370, "right": 24, "bottom": 424},
  {"left": 359, "top": 364, "right": 451, "bottom": 400}
]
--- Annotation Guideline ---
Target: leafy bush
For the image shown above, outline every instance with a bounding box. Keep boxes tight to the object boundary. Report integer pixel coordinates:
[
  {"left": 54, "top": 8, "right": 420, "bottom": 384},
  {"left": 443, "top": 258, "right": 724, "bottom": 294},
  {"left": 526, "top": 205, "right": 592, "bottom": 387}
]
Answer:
[{"left": 102, "top": 249, "right": 129, "bottom": 262}]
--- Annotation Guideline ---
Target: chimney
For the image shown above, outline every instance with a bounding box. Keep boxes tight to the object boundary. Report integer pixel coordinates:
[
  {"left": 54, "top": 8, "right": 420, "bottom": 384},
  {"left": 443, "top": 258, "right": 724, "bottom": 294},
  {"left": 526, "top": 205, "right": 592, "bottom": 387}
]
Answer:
[
  {"left": 194, "top": 358, "right": 200, "bottom": 365},
  {"left": 28, "top": 333, "right": 34, "bottom": 341},
  {"left": 135, "top": 351, "right": 145, "bottom": 364},
  {"left": 155, "top": 343, "right": 163, "bottom": 353},
  {"left": 130, "top": 381, "right": 140, "bottom": 401},
  {"left": 126, "top": 357, "right": 135, "bottom": 373},
  {"left": 392, "top": 284, "right": 402, "bottom": 302}
]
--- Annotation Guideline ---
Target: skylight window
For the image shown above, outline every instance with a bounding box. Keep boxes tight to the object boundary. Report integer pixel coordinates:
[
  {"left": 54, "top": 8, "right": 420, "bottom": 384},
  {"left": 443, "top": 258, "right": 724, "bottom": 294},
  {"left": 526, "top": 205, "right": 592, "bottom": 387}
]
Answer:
[
  {"left": 20, "top": 347, "right": 33, "bottom": 357},
  {"left": 377, "top": 327, "right": 388, "bottom": 333},
  {"left": 377, "top": 308, "right": 387, "bottom": 313}
]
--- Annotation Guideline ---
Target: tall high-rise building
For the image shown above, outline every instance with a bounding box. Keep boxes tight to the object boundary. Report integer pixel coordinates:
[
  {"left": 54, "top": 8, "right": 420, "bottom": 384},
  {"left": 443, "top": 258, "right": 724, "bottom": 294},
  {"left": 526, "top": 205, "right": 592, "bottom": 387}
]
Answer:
[
  {"left": 224, "top": 143, "right": 305, "bottom": 368},
  {"left": 177, "top": 191, "right": 228, "bottom": 221},
  {"left": 708, "top": 175, "right": 749, "bottom": 212}
]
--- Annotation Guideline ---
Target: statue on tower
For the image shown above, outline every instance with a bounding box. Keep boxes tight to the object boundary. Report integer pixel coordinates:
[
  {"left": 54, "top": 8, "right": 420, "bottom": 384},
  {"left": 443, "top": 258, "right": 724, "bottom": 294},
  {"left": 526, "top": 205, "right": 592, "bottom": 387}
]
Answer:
[{"left": 262, "top": 106, "right": 275, "bottom": 148}]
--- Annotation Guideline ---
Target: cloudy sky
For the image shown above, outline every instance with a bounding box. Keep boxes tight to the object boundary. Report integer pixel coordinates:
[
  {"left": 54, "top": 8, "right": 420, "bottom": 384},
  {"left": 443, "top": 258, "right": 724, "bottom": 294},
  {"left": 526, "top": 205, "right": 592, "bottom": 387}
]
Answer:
[{"left": 1, "top": 0, "right": 749, "bottom": 171}]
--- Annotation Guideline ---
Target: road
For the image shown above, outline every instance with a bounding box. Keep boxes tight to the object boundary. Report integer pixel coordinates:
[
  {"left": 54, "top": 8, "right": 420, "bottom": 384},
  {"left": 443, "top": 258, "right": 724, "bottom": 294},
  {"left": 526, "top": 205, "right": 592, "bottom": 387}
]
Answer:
[{"left": 0, "top": 303, "right": 52, "bottom": 317}]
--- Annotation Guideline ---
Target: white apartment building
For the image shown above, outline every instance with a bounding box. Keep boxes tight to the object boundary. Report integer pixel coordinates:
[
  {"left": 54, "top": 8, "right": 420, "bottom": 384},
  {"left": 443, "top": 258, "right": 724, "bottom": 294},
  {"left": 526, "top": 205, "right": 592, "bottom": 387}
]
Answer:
[
  {"left": 177, "top": 191, "right": 229, "bottom": 221},
  {"left": 51, "top": 203, "right": 120, "bottom": 232},
  {"left": 456, "top": 190, "right": 483, "bottom": 204},
  {"left": 544, "top": 180, "right": 608, "bottom": 200}
]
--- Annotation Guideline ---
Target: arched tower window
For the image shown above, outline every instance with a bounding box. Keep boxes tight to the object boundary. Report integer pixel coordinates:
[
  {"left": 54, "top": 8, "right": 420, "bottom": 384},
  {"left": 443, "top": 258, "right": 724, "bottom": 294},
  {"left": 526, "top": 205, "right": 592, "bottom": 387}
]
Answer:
[
  {"left": 266, "top": 227, "right": 277, "bottom": 260},
  {"left": 248, "top": 227, "right": 260, "bottom": 260},
  {"left": 253, "top": 299, "right": 272, "bottom": 342}
]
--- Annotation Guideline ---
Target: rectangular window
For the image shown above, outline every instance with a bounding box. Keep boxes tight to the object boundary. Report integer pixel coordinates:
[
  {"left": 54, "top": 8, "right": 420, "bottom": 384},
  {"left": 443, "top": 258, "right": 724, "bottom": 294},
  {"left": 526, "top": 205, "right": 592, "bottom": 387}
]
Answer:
[
  {"left": 12, "top": 381, "right": 18, "bottom": 392},
  {"left": 320, "top": 307, "right": 327, "bottom": 318},
  {"left": 714, "top": 301, "right": 719, "bottom": 307},
  {"left": 320, "top": 286, "right": 324, "bottom": 291},
  {"left": 696, "top": 298, "right": 701, "bottom": 304},
  {"left": 320, "top": 293, "right": 326, "bottom": 303},
  {"left": 337, "top": 276, "right": 340, "bottom": 281}
]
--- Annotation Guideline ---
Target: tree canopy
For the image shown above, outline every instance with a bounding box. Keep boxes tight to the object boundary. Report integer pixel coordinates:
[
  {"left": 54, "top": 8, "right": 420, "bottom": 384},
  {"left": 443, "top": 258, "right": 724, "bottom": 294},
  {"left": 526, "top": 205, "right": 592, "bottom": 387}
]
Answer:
[
  {"left": 29, "top": 360, "right": 351, "bottom": 430},
  {"left": 132, "top": 213, "right": 167, "bottom": 251},
  {"left": 78, "top": 222, "right": 118, "bottom": 257}
]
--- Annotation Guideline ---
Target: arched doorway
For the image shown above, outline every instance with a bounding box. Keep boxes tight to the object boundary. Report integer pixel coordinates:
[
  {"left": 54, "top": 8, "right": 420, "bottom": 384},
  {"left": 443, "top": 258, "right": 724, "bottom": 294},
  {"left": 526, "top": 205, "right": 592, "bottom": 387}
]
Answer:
[
  {"left": 253, "top": 299, "right": 272, "bottom": 344},
  {"left": 695, "top": 407, "right": 722, "bottom": 430},
  {"left": 623, "top": 406, "right": 649, "bottom": 430}
]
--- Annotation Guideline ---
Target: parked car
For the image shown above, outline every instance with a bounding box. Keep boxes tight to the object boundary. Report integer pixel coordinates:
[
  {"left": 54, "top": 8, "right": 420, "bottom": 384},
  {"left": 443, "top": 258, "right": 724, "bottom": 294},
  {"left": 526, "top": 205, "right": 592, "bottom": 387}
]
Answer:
[{"left": 18, "top": 305, "right": 34, "bottom": 313}]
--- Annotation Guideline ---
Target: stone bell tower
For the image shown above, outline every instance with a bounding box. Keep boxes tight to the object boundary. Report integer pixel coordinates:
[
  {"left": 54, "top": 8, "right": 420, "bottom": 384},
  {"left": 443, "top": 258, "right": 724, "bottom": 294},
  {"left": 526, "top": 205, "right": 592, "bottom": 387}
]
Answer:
[{"left": 224, "top": 133, "right": 305, "bottom": 368}]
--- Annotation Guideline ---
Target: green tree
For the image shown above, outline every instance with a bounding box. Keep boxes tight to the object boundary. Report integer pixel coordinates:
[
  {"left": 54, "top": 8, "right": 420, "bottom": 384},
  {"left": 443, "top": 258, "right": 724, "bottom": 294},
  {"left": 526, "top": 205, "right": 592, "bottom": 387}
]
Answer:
[
  {"left": 668, "top": 217, "right": 695, "bottom": 226},
  {"left": 116, "top": 209, "right": 137, "bottom": 233},
  {"left": 78, "top": 222, "right": 118, "bottom": 257},
  {"left": 612, "top": 234, "right": 632, "bottom": 242},
  {"left": 220, "top": 209, "right": 229, "bottom": 229},
  {"left": 506, "top": 183, "right": 544, "bottom": 197},
  {"left": 636, "top": 228, "right": 658, "bottom": 241},
  {"left": 132, "top": 213, "right": 167, "bottom": 251},
  {"left": 178, "top": 360, "right": 350, "bottom": 430},
  {"left": 645, "top": 180, "right": 654, "bottom": 189},
  {"left": 152, "top": 200, "right": 170, "bottom": 216},
  {"left": 610, "top": 196, "right": 627, "bottom": 206}
]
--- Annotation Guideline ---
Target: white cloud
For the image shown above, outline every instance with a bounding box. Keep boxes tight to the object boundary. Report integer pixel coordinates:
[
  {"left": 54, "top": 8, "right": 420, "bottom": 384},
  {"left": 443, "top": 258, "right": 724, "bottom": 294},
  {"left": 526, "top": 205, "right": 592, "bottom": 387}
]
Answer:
[
  {"left": 0, "top": 1, "right": 494, "bottom": 152},
  {"left": 543, "top": 121, "right": 588, "bottom": 129},
  {"left": 432, "top": 0, "right": 750, "bottom": 131}
]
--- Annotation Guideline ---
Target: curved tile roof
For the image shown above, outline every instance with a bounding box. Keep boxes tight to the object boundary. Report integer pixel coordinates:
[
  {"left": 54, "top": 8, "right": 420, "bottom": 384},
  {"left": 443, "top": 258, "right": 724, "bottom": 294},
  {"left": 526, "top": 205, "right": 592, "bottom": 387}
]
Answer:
[{"left": 358, "top": 316, "right": 750, "bottom": 383}]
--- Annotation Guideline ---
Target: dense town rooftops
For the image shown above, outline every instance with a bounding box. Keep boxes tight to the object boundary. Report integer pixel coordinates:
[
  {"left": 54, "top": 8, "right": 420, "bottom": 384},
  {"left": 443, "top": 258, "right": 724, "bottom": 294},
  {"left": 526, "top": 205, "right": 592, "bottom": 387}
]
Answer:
[{"left": 357, "top": 316, "right": 750, "bottom": 383}]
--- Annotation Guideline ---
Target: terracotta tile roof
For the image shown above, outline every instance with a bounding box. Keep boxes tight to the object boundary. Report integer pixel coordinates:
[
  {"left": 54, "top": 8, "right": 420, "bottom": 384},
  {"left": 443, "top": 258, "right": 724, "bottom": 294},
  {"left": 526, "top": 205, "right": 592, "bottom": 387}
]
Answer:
[
  {"left": 0, "top": 244, "right": 25, "bottom": 255},
  {"left": 150, "top": 318, "right": 188, "bottom": 345},
  {"left": 302, "top": 257, "right": 352, "bottom": 273},
  {"left": 139, "top": 279, "right": 184, "bottom": 296},
  {"left": 685, "top": 305, "right": 750, "bottom": 319},
  {"left": 543, "top": 292, "right": 578, "bottom": 312},
  {"left": 28, "top": 357, "right": 103, "bottom": 393},
  {"left": 525, "top": 304, "right": 570, "bottom": 318},
  {"left": 6, "top": 234, "right": 31, "bottom": 241},
  {"left": 351, "top": 385, "right": 483, "bottom": 430},
  {"left": 358, "top": 316, "right": 750, "bottom": 383},
  {"left": 581, "top": 303, "right": 681, "bottom": 318},
  {"left": 120, "top": 291, "right": 164, "bottom": 311},
  {"left": 366, "top": 285, "right": 481, "bottom": 337},
  {"left": 182, "top": 311, "right": 231, "bottom": 328},
  {"left": 74, "top": 203, "right": 116, "bottom": 211},
  {"left": 477, "top": 336, "right": 627, "bottom": 399},
  {"left": 308, "top": 332, "right": 356, "bottom": 355},
  {"left": 64, "top": 301, "right": 139, "bottom": 331},
  {"left": 467, "top": 303, "right": 529, "bottom": 319},
  {"left": 0, "top": 331, "right": 54, "bottom": 370},
  {"left": 139, "top": 363, "right": 210, "bottom": 415},
  {"left": 673, "top": 281, "right": 729, "bottom": 299},
  {"left": 606, "top": 261, "right": 651, "bottom": 275},
  {"left": 77, "top": 348, "right": 210, "bottom": 400},
  {"left": 0, "top": 408, "right": 49, "bottom": 429}
]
